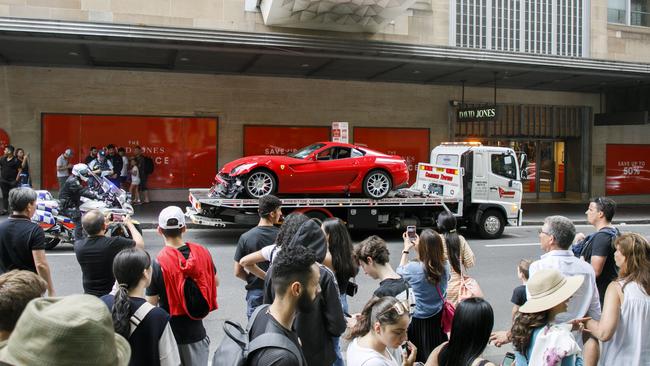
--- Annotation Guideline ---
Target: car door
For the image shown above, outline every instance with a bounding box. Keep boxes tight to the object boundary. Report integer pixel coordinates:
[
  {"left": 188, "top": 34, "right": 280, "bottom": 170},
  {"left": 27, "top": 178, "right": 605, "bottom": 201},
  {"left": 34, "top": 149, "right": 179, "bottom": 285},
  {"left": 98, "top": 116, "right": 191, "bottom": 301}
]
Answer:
[{"left": 286, "top": 146, "right": 339, "bottom": 192}]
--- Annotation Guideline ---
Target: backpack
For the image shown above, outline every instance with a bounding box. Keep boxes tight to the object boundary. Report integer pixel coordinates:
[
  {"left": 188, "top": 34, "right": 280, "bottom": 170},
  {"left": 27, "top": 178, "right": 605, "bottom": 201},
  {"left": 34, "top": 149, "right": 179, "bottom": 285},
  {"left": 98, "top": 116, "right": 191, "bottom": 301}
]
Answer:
[
  {"left": 144, "top": 156, "right": 155, "bottom": 175},
  {"left": 212, "top": 304, "right": 304, "bottom": 366},
  {"left": 573, "top": 227, "right": 620, "bottom": 258}
]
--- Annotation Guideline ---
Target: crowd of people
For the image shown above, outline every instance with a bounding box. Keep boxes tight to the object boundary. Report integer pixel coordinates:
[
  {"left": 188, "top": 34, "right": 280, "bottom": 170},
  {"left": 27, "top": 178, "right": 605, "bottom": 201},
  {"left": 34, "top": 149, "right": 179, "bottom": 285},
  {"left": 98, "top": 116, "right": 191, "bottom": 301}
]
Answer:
[
  {"left": 0, "top": 187, "right": 649, "bottom": 366},
  {"left": 0, "top": 145, "right": 32, "bottom": 215},
  {"left": 57, "top": 145, "right": 154, "bottom": 205}
]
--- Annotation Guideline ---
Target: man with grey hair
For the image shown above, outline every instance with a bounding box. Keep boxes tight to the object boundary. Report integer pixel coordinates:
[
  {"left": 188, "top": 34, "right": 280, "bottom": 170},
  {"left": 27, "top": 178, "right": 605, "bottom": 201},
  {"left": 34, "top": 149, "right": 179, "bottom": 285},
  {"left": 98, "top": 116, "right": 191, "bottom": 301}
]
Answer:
[
  {"left": 74, "top": 209, "right": 144, "bottom": 297},
  {"left": 0, "top": 187, "right": 55, "bottom": 296},
  {"left": 531, "top": 215, "right": 601, "bottom": 365}
]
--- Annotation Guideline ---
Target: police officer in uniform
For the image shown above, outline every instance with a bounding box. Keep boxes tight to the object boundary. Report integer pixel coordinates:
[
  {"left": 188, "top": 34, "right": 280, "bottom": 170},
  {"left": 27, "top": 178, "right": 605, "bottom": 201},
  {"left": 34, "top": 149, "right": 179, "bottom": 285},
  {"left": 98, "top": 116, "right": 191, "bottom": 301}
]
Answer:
[{"left": 59, "top": 163, "right": 101, "bottom": 240}]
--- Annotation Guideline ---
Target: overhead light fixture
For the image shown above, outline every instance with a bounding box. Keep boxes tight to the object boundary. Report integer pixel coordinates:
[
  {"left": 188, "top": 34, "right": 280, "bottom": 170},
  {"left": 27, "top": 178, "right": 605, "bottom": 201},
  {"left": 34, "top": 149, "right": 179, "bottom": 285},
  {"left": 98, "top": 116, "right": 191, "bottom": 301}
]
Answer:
[
  {"left": 300, "top": 63, "right": 310, "bottom": 68},
  {"left": 180, "top": 57, "right": 190, "bottom": 62},
  {"left": 68, "top": 51, "right": 79, "bottom": 56}
]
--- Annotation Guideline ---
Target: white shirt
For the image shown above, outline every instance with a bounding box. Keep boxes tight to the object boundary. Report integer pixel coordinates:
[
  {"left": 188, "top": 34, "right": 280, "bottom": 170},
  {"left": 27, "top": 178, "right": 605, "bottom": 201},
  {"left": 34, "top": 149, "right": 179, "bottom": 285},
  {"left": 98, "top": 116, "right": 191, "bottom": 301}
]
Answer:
[
  {"left": 600, "top": 280, "right": 650, "bottom": 365},
  {"left": 56, "top": 154, "right": 69, "bottom": 177},
  {"left": 120, "top": 156, "right": 128, "bottom": 177},
  {"left": 260, "top": 244, "right": 279, "bottom": 262},
  {"left": 346, "top": 338, "right": 398, "bottom": 366},
  {"left": 529, "top": 249, "right": 601, "bottom": 322}
]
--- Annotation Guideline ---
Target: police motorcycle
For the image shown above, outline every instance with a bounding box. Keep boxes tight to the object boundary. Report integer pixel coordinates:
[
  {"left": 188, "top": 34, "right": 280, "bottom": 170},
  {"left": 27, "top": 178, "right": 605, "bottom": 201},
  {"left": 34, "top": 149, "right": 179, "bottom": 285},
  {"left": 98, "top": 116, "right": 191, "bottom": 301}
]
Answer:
[{"left": 32, "top": 169, "right": 140, "bottom": 249}]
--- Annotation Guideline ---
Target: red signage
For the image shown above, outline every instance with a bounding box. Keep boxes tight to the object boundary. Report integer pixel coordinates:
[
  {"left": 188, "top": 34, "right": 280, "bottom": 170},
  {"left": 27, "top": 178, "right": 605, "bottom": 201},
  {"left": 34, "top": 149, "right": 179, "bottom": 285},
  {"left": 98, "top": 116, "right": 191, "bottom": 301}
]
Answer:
[
  {"left": 42, "top": 114, "right": 217, "bottom": 190},
  {"left": 354, "top": 127, "right": 430, "bottom": 185},
  {"left": 0, "top": 128, "right": 9, "bottom": 151},
  {"left": 243, "top": 125, "right": 330, "bottom": 156},
  {"left": 606, "top": 144, "right": 650, "bottom": 195}
]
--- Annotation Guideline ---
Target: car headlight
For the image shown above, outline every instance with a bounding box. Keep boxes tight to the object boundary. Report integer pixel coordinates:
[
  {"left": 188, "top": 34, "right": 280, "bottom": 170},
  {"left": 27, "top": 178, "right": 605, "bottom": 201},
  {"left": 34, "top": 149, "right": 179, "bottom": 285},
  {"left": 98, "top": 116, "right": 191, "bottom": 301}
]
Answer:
[{"left": 231, "top": 163, "right": 257, "bottom": 176}]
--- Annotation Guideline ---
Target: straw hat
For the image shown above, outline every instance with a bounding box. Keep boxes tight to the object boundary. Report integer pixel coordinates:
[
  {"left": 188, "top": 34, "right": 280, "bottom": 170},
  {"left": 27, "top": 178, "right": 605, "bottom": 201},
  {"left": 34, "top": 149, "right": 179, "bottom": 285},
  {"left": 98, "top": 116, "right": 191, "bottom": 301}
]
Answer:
[
  {"left": 0, "top": 294, "right": 131, "bottom": 366},
  {"left": 519, "top": 269, "right": 584, "bottom": 314}
]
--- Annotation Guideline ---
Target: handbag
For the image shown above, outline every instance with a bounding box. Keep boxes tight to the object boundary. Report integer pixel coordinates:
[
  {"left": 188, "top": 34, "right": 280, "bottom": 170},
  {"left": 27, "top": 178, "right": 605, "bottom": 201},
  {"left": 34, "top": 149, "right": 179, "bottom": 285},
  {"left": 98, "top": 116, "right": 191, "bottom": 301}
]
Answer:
[
  {"left": 435, "top": 284, "right": 455, "bottom": 334},
  {"left": 457, "top": 245, "right": 483, "bottom": 304}
]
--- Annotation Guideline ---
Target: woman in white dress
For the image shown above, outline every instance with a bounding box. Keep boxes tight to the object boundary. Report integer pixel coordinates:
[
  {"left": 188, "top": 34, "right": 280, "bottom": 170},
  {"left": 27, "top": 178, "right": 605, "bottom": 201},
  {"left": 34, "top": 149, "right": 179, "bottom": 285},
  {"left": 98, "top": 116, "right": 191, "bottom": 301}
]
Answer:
[{"left": 585, "top": 232, "right": 650, "bottom": 365}]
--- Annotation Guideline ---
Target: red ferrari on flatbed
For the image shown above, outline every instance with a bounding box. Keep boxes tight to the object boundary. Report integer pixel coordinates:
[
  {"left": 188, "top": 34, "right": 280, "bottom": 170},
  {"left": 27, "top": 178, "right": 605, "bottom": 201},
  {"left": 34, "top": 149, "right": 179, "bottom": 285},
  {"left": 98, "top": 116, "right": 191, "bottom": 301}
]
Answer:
[{"left": 214, "top": 142, "right": 409, "bottom": 199}]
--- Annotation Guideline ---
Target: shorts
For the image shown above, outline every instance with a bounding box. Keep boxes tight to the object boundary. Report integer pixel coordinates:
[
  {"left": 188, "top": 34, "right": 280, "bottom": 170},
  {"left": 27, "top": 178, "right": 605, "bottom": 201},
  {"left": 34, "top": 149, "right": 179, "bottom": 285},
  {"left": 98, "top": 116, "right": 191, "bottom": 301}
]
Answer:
[{"left": 178, "top": 336, "right": 209, "bottom": 366}]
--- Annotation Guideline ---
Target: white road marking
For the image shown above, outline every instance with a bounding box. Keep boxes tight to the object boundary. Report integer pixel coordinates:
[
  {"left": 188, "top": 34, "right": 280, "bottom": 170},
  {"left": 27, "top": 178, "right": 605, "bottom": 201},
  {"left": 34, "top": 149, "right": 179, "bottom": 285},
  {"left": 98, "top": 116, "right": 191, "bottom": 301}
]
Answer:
[
  {"left": 46, "top": 253, "right": 76, "bottom": 256},
  {"left": 485, "top": 242, "right": 540, "bottom": 247}
]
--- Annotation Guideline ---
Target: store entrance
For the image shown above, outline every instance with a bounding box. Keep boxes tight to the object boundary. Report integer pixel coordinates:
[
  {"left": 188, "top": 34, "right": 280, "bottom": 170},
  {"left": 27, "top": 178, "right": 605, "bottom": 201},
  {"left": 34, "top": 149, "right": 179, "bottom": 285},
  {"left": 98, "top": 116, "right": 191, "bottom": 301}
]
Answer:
[{"left": 482, "top": 140, "right": 565, "bottom": 199}]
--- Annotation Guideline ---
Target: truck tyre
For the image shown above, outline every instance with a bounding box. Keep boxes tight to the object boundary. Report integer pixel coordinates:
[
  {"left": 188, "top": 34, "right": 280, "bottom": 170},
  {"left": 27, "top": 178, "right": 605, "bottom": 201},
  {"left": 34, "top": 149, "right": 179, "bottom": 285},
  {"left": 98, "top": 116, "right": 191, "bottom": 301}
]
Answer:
[
  {"left": 363, "top": 170, "right": 392, "bottom": 200},
  {"left": 43, "top": 235, "right": 61, "bottom": 250},
  {"left": 478, "top": 209, "right": 505, "bottom": 239},
  {"left": 244, "top": 170, "right": 277, "bottom": 198},
  {"left": 304, "top": 210, "right": 329, "bottom": 222}
]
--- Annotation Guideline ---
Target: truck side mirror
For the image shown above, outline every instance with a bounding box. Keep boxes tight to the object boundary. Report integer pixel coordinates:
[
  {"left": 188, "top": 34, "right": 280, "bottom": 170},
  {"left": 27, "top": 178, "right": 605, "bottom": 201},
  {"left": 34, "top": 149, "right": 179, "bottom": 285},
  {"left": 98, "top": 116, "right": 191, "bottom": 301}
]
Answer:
[{"left": 519, "top": 153, "right": 528, "bottom": 180}]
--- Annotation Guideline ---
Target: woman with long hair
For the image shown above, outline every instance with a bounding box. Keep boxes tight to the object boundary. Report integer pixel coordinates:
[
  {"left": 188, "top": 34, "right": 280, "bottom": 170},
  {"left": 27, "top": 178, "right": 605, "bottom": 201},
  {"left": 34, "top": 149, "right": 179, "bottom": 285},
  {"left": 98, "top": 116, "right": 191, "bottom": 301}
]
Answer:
[
  {"left": 322, "top": 217, "right": 358, "bottom": 366},
  {"left": 239, "top": 212, "right": 309, "bottom": 278},
  {"left": 100, "top": 248, "right": 180, "bottom": 366},
  {"left": 397, "top": 228, "right": 450, "bottom": 363},
  {"left": 14, "top": 148, "right": 30, "bottom": 187},
  {"left": 510, "top": 269, "right": 584, "bottom": 365},
  {"left": 584, "top": 233, "right": 650, "bottom": 364},
  {"left": 426, "top": 298, "right": 496, "bottom": 366},
  {"left": 346, "top": 296, "right": 417, "bottom": 366},
  {"left": 437, "top": 211, "right": 475, "bottom": 305}
]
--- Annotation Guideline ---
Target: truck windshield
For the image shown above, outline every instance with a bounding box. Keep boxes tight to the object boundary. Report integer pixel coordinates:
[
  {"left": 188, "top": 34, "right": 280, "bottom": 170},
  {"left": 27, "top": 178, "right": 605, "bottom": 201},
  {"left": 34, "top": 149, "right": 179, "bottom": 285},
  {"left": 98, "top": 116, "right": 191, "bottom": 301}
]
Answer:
[{"left": 288, "top": 143, "right": 326, "bottom": 159}]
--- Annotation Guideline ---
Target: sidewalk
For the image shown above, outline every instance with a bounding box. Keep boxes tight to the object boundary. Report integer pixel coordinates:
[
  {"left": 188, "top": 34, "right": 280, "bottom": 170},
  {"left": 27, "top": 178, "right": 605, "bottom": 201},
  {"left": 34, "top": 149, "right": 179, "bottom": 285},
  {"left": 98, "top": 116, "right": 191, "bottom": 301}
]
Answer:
[{"left": 132, "top": 200, "right": 650, "bottom": 229}]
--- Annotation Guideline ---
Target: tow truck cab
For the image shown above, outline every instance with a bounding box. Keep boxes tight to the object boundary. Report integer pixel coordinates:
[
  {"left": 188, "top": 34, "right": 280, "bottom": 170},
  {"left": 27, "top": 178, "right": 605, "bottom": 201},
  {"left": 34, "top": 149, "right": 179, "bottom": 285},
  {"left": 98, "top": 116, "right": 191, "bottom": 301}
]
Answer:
[{"left": 431, "top": 142, "right": 524, "bottom": 238}]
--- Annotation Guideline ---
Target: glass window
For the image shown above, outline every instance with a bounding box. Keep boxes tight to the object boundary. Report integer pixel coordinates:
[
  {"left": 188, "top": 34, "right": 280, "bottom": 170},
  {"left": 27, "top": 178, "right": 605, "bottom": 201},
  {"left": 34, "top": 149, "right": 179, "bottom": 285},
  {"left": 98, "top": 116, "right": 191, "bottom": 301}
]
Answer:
[
  {"left": 608, "top": 0, "right": 628, "bottom": 23},
  {"left": 632, "top": 0, "right": 650, "bottom": 26},
  {"left": 351, "top": 148, "right": 365, "bottom": 158},
  {"left": 491, "top": 153, "right": 518, "bottom": 179},
  {"left": 289, "top": 143, "right": 326, "bottom": 159},
  {"left": 436, "top": 154, "right": 460, "bottom": 167},
  {"left": 335, "top": 147, "right": 352, "bottom": 159},
  {"left": 316, "top": 148, "right": 336, "bottom": 160}
]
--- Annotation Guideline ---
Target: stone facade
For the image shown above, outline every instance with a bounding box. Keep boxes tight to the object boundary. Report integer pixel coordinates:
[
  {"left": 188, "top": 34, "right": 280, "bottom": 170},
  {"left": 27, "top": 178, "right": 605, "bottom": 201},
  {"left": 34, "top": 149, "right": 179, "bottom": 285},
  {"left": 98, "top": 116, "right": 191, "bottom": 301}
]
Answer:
[{"left": 0, "top": 65, "right": 599, "bottom": 198}]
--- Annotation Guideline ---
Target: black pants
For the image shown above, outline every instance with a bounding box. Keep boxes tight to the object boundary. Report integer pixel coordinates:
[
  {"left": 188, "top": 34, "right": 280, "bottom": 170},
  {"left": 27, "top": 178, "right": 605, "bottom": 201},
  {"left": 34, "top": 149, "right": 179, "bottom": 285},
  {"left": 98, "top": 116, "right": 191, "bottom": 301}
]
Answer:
[{"left": 0, "top": 180, "right": 17, "bottom": 211}]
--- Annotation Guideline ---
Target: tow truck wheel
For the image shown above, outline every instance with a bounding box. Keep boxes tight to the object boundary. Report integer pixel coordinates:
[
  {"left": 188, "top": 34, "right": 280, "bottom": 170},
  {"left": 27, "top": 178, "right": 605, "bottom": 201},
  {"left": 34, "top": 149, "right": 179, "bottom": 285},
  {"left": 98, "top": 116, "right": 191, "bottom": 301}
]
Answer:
[
  {"left": 477, "top": 209, "right": 505, "bottom": 239},
  {"left": 244, "top": 170, "right": 277, "bottom": 198},
  {"left": 363, "top": 170, "right": 392, "bottom": 200}
]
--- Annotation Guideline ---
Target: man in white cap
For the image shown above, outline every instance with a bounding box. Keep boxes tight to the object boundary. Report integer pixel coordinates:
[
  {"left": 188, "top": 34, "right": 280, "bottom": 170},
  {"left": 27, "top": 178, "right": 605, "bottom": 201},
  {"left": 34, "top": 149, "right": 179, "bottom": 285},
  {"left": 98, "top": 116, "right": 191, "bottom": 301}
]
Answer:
[
  {"left": 146, "top": 206, "right": 219, "bottom": 366},
  {"left": 56, "top": 148, "right": 73, "bottom": 191}
]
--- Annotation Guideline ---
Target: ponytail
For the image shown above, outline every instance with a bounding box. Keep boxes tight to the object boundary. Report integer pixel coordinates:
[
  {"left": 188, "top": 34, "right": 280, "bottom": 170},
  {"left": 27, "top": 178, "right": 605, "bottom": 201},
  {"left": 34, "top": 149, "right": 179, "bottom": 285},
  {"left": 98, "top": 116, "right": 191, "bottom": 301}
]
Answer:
[
  {"left": 112, "top": 284, "right": 131, "bottom": 338},
  {"left": 346, "top": 296, "right": 409, "bottom": 340},
  {"left": 110, "top": 248, "right": 152, "bottom": 338}
]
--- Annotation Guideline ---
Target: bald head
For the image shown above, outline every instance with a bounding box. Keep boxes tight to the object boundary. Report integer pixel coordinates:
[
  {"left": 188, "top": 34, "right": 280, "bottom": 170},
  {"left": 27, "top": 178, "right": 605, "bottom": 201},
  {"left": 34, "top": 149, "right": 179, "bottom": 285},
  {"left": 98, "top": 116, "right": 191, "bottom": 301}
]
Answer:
[{"left": 81, "top": 209, "right": 106, "bottom": 236}]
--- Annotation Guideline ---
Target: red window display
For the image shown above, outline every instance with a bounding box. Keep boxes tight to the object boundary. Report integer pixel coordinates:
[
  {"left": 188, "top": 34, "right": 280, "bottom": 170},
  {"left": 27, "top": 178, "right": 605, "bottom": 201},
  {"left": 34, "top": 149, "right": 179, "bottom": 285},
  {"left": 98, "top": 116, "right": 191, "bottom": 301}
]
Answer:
[
  {"left": 41, "top": 114, "right": 217, "bottom": 190},
  {"left": 353, "top": 127, "right": 430, "bottom": 185},
  {"left": 606, "top": 144, "right": 650, "bottom": 195},
  {"left": 243, "top": 125, "right": 330, "bottom": 156}
]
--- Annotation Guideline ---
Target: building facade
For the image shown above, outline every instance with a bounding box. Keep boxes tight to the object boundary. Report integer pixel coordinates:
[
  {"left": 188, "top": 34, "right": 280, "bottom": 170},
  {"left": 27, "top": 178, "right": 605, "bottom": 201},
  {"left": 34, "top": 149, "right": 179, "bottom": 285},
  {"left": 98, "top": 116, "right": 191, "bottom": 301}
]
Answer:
[{"left": 0, "top": 0, "right": 648, "bottom": 201}]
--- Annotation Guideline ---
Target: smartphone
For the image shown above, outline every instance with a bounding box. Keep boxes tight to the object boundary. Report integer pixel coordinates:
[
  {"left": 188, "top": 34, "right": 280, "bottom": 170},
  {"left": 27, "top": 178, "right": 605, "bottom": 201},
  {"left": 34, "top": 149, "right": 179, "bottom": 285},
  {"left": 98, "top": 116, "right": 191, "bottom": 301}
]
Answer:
[
  {"left": 111, "top": 213, "right": 123, "bottom": 222},
  {"left": 407, "top": 225, "right": 417, "bottom": 242},
  {"left": 401, "top": 342, "right": 411, "bottom": 357},
  {"left": 502, "top": 352, "right": 515, "bottom": 366}
]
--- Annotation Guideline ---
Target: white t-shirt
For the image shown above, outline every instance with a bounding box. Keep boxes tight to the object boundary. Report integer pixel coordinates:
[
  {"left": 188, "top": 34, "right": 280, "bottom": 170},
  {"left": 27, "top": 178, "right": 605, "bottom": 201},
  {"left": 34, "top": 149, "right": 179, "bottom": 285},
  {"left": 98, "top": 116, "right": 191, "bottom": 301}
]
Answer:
[
  {"left": 120, "top": 156, "right": 129, "bottom": 177},
  {"left": 346, "top": 338, "right": 398, "bottom": 366},
  {"left": 260, "top": 244, "right": 280, "bottom": 262},
  {"left": 56, "top": 154, "right": 69, "bottom": 177}
]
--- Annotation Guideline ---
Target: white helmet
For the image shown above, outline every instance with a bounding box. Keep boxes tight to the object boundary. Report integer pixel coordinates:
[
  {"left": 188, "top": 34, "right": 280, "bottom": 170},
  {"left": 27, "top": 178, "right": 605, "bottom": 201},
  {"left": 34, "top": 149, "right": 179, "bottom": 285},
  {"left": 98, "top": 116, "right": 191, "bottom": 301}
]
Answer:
[{"left": 71, "top": 163, "right": 91, "bottom": 181}]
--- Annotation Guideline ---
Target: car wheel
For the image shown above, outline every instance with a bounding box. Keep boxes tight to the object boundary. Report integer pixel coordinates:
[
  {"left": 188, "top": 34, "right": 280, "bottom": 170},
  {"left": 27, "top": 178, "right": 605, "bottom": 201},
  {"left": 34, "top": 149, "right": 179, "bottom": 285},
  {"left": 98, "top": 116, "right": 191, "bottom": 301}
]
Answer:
[
  {"left": 244, "top": 170, "right": 277, "bottom": 198},
  {"left": 477, "top": 209, "right": 505, "bottom": 239},
  {"left": 363, "top": 170, "right": 392, "bottom": 199}
]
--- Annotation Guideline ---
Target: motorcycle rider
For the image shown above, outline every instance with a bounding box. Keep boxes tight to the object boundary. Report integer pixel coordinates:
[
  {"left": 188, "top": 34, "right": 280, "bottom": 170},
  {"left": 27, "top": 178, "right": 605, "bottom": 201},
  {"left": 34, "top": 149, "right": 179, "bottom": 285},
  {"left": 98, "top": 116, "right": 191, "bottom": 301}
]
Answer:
[{"left": 59, "top": 163, "right": 102, "bottom": 240}]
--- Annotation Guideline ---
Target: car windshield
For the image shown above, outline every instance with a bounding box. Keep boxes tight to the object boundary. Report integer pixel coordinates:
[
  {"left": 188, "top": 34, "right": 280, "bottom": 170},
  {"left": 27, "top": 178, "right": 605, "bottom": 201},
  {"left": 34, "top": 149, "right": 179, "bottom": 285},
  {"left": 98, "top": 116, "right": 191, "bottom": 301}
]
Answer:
[{"left": 288, "top": 143, "right": 326, "bottom": 159}]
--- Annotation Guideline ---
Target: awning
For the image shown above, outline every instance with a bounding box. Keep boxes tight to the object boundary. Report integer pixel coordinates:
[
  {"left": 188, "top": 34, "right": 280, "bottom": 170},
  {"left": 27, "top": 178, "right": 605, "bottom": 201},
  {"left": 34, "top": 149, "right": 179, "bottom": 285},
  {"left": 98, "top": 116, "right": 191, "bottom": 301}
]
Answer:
[{"left": 0, "top": 17, "right": 648, "bottom": 92}]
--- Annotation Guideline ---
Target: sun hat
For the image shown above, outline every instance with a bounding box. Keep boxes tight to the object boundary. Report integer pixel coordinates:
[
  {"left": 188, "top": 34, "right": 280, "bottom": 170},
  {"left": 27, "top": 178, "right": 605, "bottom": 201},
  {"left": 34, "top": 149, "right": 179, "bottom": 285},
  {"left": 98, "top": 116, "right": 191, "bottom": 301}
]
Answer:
[
  {"left": 518, "top": 269, "right": 584, "bottom": 314},
  {"left": 158, "top": 205, "right": 186, "bottom": 229},
  {"left": 0, "top": 294, "right": 131, "bottom": 366}
]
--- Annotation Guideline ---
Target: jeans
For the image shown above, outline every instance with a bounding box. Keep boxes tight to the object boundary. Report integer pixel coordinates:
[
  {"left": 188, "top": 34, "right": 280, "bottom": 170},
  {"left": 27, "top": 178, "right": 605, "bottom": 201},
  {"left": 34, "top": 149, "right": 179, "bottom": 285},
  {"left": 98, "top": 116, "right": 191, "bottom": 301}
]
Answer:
[
  {"left": 246, "top": 288, "right": 264, "bottom": 319},
  {"left": 332, "top": 292, "right": 349, "bottom": 366}
]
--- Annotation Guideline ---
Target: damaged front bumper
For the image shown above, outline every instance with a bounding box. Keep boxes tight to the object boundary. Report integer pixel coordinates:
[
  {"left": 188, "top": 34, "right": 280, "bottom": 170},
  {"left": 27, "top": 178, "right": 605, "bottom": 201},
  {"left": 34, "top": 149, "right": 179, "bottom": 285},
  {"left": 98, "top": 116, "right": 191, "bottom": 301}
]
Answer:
[{"left": 210, "top": 173, "right": 244, "bottom": 198}]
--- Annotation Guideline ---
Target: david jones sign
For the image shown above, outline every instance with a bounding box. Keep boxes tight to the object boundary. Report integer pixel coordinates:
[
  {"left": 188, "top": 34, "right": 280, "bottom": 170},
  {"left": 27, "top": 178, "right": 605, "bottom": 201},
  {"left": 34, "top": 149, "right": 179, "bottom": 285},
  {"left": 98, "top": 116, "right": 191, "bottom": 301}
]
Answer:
[{"left": 457, "top": 106, "right": 497, "bottom": 122}]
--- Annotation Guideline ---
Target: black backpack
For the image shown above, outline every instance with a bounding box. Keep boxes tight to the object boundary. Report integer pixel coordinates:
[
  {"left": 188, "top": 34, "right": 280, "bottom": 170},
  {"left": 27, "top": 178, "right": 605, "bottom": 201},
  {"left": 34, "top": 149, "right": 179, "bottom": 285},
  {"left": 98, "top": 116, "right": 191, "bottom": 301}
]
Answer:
[
  {"left": 144, "top": 156, "right": 155, "bottom": 175},
  {"left": 212, "top": 304, "right": 304, "bottom": 366}
]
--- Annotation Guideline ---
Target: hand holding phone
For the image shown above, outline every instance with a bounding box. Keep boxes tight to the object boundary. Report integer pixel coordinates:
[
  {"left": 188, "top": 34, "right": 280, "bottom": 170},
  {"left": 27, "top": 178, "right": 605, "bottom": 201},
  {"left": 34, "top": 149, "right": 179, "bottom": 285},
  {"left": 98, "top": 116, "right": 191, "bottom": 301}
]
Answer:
[
  {"left": 111, "top": 213, "right": 123, "bottom": 222},
  {"left": 407, "top": 226, "right": 417, "bottom": 242}
]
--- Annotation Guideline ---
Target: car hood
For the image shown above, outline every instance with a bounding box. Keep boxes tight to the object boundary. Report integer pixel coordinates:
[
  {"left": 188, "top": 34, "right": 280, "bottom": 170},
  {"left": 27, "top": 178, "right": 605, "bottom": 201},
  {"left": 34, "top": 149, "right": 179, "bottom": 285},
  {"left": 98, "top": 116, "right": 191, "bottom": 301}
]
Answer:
[{"left": 220, "top": 155, "right": 304, "bottom": 175}]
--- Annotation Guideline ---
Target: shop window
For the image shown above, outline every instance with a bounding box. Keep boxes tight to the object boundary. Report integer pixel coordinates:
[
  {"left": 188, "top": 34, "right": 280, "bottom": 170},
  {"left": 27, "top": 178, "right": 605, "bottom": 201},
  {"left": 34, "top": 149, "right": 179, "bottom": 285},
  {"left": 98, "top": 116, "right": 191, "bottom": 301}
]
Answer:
[{"left": 491, "top": 153, "right": 517, "bottom": 180}]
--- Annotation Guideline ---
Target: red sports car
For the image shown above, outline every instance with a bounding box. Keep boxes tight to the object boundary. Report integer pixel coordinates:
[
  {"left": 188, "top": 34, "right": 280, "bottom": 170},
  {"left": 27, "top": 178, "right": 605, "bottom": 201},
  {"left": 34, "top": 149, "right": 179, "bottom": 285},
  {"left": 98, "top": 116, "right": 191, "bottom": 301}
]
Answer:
[{"left": 214, "top": 142, "right": 409, "bottom": 199}]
